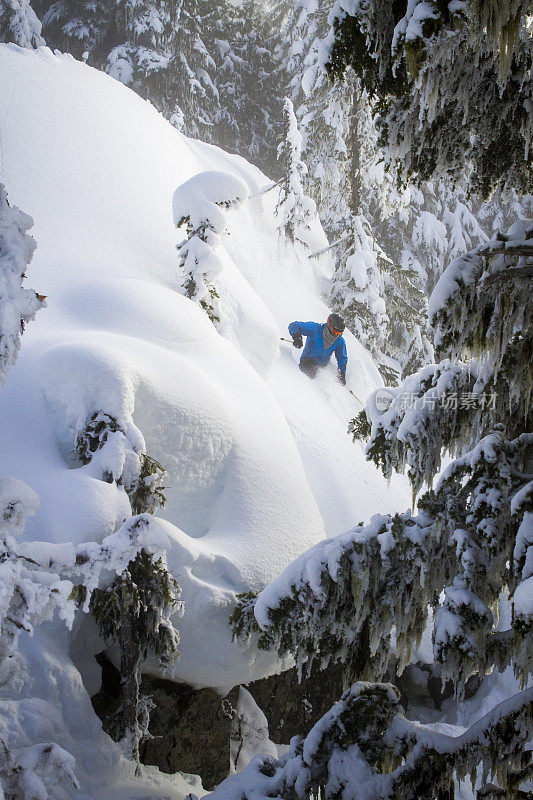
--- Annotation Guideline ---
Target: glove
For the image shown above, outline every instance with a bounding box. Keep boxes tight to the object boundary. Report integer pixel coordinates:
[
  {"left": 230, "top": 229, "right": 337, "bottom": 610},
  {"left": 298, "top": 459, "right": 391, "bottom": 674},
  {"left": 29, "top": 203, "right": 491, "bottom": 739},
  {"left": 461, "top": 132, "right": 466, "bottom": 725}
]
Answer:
[
  {"left": 292, "top": 333, "right": 303, "bottom": 349},
  {"left": 338, "top": 371, "right": 346, "bottom": 385}
]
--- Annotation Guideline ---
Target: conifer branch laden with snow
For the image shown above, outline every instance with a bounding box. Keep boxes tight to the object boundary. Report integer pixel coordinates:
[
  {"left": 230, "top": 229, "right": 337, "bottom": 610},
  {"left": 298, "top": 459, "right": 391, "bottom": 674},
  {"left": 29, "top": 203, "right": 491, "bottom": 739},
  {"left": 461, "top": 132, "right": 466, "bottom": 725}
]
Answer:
[
  {"left": 89, "top": 546, "right": 182, "bottom": 770},
  {"left": 0, "top": 510, "right": 176, "bottom": 683},
  {"left": 74, "top": 409, "right": 166, "bottom": 516},
  {"left": 198, "top": 682, "right": 533, "bottom": 800},
  {"left": 330, "top": 214, "right": 389, "bottom": 366},
  {"left": 0, "top": 479, "right": 179, "bottom": 781},
  {"left": 0, "top": 0, "right": 44, "bottom": 48},
  {"left": 0, "top": 489, "right": 181, "bottom": 786},
  {"left": 231, "top": 509, "right": 449, "bottom": 685},
  {"left": 230, "top": 219, "right": 533, "bottom": 795},
  {"left": 0, "top": 739, "right": 81, "bottom": 800},
  {"left": 325, "top": 0, "right": 532, "bottom": 196}
]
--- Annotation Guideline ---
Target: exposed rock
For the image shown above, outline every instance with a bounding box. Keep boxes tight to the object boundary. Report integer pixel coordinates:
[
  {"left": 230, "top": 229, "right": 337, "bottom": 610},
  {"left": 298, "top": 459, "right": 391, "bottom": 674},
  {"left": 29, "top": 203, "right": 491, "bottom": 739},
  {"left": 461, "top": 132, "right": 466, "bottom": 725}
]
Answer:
[
  {"left": 394, "top": 662, "right": 482, "bottom": 712},
  {"left": 92, "top": 652, "right": 482, "bottom": 788},
  {"left": 141, "top": 678, "right": 239, "bottom": 790},
  {"left": 91, "top": 652, "right": 238, "bottom": 790},
  {"left": 244, "top": 660, "right": 345, "bottom": 743},
  {"left": 91, "top": 652, "right": 345, "bottom": 784}
]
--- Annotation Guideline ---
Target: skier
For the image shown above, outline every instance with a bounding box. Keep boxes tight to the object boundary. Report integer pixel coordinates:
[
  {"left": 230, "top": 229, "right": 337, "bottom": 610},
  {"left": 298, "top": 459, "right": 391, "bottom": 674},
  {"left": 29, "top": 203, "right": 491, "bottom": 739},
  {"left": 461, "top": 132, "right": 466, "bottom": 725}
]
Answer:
[{"left": 289, "top": 314, "right": 347, "bottom": 384}]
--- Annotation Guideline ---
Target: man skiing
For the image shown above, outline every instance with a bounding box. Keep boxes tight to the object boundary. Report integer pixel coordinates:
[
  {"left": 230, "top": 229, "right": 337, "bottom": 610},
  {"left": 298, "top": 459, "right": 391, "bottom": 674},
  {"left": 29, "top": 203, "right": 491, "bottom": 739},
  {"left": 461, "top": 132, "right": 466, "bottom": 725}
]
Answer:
[{"left": 288, "top": 314, "right": 348, "bottom": 384}]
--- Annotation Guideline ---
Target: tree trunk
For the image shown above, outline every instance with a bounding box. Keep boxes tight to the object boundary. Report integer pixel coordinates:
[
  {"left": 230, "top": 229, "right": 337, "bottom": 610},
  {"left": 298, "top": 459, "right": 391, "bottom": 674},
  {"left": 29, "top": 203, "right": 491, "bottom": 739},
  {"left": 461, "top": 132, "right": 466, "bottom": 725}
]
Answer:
[{"left": 118, "top": 617, "right": 142, "bottom": 764}]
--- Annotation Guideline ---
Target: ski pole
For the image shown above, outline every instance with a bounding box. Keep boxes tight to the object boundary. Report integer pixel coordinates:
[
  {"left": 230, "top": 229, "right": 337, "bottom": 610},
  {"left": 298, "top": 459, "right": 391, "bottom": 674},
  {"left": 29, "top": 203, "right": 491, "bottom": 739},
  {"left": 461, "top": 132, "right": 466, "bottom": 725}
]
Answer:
[
  {"left": 346, "top": 386, "right": 364, "bottom": 406},
  {"left": 280, "top": 337, "right": 294, "bottom": 343}
]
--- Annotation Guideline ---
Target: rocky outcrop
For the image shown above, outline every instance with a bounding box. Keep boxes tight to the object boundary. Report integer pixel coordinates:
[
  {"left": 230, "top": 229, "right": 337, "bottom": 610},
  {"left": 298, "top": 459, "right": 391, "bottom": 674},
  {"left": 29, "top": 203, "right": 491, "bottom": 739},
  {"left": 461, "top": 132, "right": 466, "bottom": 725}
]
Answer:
[
  {"left": 140, "top": 680, "right": 239, "bottom": 789},
  {"left": 91, "top": 653, "right": 480, "bottom": 789},
  {"left": 91, "top": 653, "right": 238, "bottom": 790},
  {"left": 91, "top": 653, "right": 345, "bottom": 787},
  {"left": 244, "top": 661, "right": 345, "bottom": 743}
]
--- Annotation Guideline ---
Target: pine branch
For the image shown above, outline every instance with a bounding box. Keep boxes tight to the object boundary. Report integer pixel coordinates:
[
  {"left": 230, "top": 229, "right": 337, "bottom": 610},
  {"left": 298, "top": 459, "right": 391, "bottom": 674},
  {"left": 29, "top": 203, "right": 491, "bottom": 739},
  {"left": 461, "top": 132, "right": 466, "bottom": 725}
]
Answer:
[
  {"left": 309, "top": 233, "right": 351, "bottom": 259},
  {"left": 388, "top": 688, "right": 533, "bottom": 798},
  {"left": 483, "top": 264, "right": 533, "bottom": 285}
]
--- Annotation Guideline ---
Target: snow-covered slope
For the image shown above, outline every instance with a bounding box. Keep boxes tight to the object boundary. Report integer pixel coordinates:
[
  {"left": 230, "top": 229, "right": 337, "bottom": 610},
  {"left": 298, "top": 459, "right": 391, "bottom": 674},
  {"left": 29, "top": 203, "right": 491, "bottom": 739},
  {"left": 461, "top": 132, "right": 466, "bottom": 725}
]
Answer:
[{"left": 0, "top": 43, "right": 410, "bottom": 699}]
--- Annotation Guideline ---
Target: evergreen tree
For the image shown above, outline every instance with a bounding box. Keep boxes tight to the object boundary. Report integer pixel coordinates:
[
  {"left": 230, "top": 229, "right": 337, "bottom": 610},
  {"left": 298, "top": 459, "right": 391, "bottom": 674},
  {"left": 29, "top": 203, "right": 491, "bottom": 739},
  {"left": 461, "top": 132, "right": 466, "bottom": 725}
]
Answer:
[
  {"left": 0, "top": 740, "right": 81, "bottom": 800},
  {"left": 326, "top": 0, "right": 532, "bottom": 196},
  {"left": 37, "top": 0, "right": 113, "bottom": 61},
  {"left": 327, "top": 95, "right": 431, "bottom": 384},
  {"left": 211, "top": 0, "right": 285, "bottom": 177},
  {"left": 38, "top": 0, "right": 220, "bottom": 139},
  {"left": 193, "top": 682, "right": 532, "bottom": 800},
  {"left": 162, "top": 0, "right": 219, "bottom": 138},
  {"left": 280, "top": 6, "right": 431, "bottom": 382},
  {"left": 275, "top": 97, "right": 318, "bottom": 254},
  {"left": 0, "top": 490, "right": 180, "bottom": 788},
  {"left": 90, "top": 548, "right": 182, "bottom": 770},
  {"left": 105, "top": 0, "right": 177, "bottom": 105},
  {"left": 230, "top": 220, "right": 533, "bottom": 797},
  {"left": 282, "top": 0, "right": 352, "bottom": 242},
  {"left": 329, "top": 214, "right": 388, "bottom": 362},
  {"left": 173, "top": 170, "right": 249, "bottom": 325},
  {"left": 0, "top": 0, "right": 44, "bottom": 47},
  {"left": 74, "top": 409, "right": 166, "bottom": 515}
]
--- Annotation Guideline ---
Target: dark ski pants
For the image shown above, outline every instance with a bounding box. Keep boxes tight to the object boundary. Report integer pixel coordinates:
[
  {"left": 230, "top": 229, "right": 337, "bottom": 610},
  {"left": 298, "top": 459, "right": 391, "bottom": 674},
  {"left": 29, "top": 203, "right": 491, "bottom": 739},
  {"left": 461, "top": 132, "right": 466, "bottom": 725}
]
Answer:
[{"left": 299, "top": 357, "right": 323, "bottom": 379}]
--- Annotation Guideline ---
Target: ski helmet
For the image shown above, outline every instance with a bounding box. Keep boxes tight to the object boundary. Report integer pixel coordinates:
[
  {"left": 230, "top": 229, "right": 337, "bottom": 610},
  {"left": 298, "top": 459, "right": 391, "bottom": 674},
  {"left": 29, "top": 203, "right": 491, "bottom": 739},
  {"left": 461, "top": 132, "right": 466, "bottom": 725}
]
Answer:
[{"left": 327, "top": 313, "right": 345, "bottom": 334}]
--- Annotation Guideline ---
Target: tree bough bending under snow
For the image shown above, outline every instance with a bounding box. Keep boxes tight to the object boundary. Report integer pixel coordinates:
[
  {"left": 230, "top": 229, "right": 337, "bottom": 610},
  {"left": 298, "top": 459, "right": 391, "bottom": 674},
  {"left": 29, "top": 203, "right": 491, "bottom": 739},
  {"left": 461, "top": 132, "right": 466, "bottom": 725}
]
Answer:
[
  {"left": 173, "top": 170, "right": 249, "bottom": 325},
  {"left": 325, "top": 0, "right": 533, "bottom": 196},
  {"left": 197, "top": 682, "right": 533, "bottom": 800}
]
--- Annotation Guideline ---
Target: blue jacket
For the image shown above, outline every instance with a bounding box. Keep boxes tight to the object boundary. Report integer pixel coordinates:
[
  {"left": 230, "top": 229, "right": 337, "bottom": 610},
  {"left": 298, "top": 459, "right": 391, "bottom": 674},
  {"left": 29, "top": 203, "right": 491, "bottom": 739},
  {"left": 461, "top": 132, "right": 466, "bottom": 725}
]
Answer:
[{"left": 288, "top": 321, "right": 348, "bottom": 373}]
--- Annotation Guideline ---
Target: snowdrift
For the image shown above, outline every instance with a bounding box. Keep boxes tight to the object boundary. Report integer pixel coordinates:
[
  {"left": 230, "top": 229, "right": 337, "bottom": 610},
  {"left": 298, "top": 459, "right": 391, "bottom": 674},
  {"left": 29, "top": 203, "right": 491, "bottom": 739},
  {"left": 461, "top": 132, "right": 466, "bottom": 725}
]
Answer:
[
  {"left": 0, "top": 43, "right": 412, "bottom": 794},
  {"left": 0, "top": 44, "right": 411, "bottom": 687}
]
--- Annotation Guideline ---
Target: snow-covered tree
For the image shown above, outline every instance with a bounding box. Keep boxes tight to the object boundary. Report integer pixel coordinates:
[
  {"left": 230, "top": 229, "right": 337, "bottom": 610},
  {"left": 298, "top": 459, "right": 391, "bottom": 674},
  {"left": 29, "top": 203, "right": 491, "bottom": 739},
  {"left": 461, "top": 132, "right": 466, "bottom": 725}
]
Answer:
[
  {"left": 0, "top": 478, "right": 70, "bottom": 690},
  {"left": 74, "top": 408, "right": 166, "bottom": 515},
  {"left": 0, "top": 185, "right": 44, "bottom": 386},
  {"left": 279, "top": 9, "right": 431, "bottom": 381},
  {"left": 275, "top": 97, "right": 318, "bottom": 254},
  {"left": 105, "top": 1, "right": 177, "bottom": 103},
  {"left": 330, "top": 215, "right": 388, "bottom": 362},
  {"left": 0, "top": 493, "right": 180, "bottom": 787},
  {"left": 38, "top": 0, "right": 112, "bottom": 60},
  {"left": 211, "top": 0, "right": 285, "bottom": 177},
  {"left": 162, "top": 0, "right": 219, "bottom": 137},
  {"left": 0, "top": 739, "right": 81, "bottom": 800},
  {"left": 326, "top": 0, "right": 533, "bottom": 196},
  {"left": 198, "top": 681, "right": 533, "bottom": 800},
  {"left": 38, "top": 0, "right": 220, "bottom": 139},
  {"left": 173, "top": 170, "right": 249, "bottom": 325},
  {"left": 280, "top": 2, "right": 531, "bottom": 382},
  {"left": 89, "top": 547, "right": 182, "bottom": 770},
  {"left": 0, "top": 0, "right": 44, "bottom": 47},
  {"left": 281, "top": 0, "right": 352, "bottom": 242},
  {"left": 230, "top": 220, "right": 533, "bottom": 796},
  {"left": 329, "top": 190, "right": 431, "bottom": 383}
]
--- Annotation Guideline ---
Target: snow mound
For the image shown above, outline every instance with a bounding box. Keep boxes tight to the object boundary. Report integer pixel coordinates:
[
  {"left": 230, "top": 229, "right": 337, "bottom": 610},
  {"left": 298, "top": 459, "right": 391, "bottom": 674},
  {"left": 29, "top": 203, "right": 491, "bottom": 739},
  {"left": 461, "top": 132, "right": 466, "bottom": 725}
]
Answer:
[
  {"left": 0, "top": 44, "right": 410, "bottom": 687},
  {"left": 0, "top": 41, "right": 413, "bottom": 800},
  {"left": 172, "top": 169, "right": 249, "bottom": 230}
]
